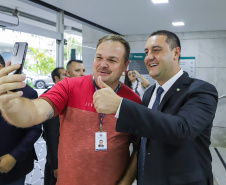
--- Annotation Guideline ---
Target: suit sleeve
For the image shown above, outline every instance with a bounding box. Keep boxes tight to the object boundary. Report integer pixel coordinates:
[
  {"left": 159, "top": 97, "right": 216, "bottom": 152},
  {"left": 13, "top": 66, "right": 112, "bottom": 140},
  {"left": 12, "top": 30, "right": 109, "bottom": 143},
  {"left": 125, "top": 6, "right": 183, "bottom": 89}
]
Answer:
[
  {"left": 10, "top": 86, "right": 42, "bottom": 161},
  {"left": 10, "top": 125, "right": 42, "bottom": 161},
  {"left": 42, "top": 116, "right": 60, "bottom": 170},
  {"left": 116, "top": 82, "right": 218, "bottom": 146}
]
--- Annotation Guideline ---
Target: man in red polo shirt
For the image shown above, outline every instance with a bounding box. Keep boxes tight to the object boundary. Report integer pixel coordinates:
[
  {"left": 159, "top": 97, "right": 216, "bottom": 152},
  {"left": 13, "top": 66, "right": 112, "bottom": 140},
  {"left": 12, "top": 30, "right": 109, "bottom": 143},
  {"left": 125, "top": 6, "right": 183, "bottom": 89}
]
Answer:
[{"left": 0, "top": 35, "right": 141, "bottom": 185}]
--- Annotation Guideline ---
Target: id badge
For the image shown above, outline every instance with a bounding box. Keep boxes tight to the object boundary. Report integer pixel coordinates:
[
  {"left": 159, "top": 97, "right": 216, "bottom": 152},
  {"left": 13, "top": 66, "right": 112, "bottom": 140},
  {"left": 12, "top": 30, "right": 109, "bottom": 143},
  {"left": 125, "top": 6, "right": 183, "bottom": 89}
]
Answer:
[{"left": 95, "top": 132, "right": 107, "bottom": 151}]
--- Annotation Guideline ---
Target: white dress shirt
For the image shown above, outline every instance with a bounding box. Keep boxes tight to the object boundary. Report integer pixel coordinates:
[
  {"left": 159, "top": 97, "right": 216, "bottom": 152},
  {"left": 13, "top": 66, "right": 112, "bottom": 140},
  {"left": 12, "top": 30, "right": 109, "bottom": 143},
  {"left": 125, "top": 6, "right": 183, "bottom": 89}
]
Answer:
[
  {"left": 116, "top": 69, "right": 183, "bottom": 118},
  {"left": 131, "top": 81, "right": 145, "bottom": 100}
]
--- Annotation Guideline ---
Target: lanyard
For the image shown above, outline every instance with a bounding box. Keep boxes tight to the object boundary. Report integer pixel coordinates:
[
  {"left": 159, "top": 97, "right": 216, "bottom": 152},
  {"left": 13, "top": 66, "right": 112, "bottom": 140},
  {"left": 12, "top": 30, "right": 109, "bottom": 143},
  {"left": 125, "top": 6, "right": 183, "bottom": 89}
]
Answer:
[{"left": 93, "top": 76, "right": 120, "bottom": 132}]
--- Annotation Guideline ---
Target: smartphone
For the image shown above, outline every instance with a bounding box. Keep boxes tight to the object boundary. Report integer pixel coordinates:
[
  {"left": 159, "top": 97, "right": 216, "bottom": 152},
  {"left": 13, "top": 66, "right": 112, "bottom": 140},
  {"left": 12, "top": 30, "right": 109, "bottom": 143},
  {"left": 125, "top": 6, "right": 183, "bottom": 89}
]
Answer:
[{"left": 9, "top": 42, "right": 28, "bottom": 75}]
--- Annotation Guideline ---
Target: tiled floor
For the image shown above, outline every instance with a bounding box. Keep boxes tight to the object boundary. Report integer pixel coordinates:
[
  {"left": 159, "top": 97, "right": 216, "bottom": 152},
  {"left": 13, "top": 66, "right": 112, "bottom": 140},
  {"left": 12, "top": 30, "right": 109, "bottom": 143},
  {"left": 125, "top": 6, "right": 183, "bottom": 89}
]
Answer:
[
  {"left": 26, "top": 140, "right": 226, "bottom": 185},
  {"left": 210, "top": 147, "right": 226, "bottom": 185},
  {"left": 25, "top": 137, "right": 46, "bottom": 185}
]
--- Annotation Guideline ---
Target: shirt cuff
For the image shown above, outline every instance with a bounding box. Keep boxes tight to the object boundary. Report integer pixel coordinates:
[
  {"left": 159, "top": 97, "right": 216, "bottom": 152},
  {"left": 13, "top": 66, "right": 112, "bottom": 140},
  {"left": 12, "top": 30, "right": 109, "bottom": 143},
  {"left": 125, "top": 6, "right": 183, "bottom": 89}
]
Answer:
[{"left": 115, "top": 98, "right": 123, "bottom": 118}]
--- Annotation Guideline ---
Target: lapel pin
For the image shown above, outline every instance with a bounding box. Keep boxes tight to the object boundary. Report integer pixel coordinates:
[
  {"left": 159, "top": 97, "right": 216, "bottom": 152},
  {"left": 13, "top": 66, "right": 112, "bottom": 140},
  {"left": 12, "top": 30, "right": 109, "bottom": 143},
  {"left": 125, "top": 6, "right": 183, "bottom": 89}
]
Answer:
[{"left": 176, "top": 88, "right": 181, "bottom": 92}]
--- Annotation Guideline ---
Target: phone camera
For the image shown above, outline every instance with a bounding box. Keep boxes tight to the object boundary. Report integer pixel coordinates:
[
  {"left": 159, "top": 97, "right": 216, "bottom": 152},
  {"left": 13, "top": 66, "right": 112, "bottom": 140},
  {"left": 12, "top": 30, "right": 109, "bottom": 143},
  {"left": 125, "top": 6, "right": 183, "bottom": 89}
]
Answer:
[{"left": 13, "top": 43, "right": 19, "bottom": 56}]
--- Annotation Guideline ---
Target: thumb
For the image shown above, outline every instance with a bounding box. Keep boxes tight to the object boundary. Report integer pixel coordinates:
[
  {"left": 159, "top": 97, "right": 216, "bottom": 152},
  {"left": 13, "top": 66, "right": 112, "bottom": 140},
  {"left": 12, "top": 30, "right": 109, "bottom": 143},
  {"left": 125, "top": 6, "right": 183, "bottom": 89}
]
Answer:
[
  {"left": 97, "top": 76, "right": 109, "bottom": 89},
  {"left": 6, "top": 60, "right": 11, "bottom": 67}
]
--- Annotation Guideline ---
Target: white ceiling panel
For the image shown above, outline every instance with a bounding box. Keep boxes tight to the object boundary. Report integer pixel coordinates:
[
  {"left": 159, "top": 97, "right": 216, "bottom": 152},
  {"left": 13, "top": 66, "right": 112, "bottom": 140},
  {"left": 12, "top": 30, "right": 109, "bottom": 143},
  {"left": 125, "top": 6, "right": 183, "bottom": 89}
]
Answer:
[{"left": 0, "top": 0, "right": 226, "bottom": 35}]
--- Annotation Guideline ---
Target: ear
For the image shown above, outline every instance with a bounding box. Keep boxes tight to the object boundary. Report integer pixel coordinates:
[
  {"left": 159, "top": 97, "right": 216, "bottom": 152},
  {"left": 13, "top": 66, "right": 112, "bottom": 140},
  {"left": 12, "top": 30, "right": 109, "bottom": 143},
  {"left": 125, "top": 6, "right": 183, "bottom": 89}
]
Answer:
[
  {"left": 0, "top": 64, "right": 3, "bottom": 70},
  {"left": 54, "top": 76, "right": 59, "bottom": 83},
  {"left": 65, "top": 70, "right": 70, "bottom": 77},
  {"left": 124, "top": 60, "right": 130, "bottom": 69},
  {"left": 174, "top": 47, "right": 181, "bottom": 61}
]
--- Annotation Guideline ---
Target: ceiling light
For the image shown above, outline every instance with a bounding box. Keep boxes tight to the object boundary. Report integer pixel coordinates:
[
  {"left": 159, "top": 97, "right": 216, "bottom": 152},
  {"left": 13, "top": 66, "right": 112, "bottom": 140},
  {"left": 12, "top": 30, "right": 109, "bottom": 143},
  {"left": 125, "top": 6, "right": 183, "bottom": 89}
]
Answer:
[
  {"left": 152, "top": 0, "right": 169, "bottom": 4},
  {"left": 172, "top": 22, "right": 185, "bottom": 26}
]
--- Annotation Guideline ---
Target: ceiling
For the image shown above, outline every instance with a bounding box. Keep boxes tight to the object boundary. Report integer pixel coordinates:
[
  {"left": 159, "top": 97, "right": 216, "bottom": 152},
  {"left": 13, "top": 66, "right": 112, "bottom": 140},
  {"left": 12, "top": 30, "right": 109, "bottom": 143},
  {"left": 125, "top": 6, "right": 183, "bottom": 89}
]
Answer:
[{"left": 0, "top": 0, "right": 226, "bottom": 35}]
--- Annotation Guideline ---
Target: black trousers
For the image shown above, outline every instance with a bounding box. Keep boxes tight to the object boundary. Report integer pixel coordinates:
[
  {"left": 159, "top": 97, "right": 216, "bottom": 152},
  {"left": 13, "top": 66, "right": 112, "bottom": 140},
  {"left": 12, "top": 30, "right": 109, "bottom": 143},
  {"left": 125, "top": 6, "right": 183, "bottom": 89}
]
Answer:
[{"left": 44, "top": 162, "right": 57, "bottom": 185}]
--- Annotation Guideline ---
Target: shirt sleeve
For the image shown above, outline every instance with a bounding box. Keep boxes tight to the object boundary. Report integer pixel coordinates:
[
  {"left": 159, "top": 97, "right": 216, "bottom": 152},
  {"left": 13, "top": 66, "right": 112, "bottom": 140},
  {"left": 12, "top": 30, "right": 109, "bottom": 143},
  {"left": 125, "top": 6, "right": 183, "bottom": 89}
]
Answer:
[
  {"left": 115, "top": 98, "right": 123, "bottom": 118},
  {"left": 40, "top": 77, "right": 71, "bottom": 115},
  {"left": 10, "top": 125, "right": 42, "bottom": 162}
]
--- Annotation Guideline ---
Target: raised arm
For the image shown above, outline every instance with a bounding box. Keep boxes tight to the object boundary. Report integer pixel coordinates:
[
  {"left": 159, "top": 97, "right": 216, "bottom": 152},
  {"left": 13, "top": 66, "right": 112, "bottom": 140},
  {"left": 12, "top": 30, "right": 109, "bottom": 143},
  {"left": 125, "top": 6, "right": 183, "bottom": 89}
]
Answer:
[
  {"left": 2, "top": 98, "right": 53, "bottom": 127},
  {"left": 134, "top": 70, "right": 150, "bottom": 88},
  {"left": 0, "top": 62, "right": 53, "bottom": 127}
]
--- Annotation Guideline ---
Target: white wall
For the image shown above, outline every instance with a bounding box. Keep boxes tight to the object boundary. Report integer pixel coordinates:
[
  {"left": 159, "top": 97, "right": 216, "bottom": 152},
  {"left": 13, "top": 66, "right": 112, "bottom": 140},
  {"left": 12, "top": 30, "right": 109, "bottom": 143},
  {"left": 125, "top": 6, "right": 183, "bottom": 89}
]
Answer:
[{"left": 82, "top": 25, "right": 108, "bottom": 75}]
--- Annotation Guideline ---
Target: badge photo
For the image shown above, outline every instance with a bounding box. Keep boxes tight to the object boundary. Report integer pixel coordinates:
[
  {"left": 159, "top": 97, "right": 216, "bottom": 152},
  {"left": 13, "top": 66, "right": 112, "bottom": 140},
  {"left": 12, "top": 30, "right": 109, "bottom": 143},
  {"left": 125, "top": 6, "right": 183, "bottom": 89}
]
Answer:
[{"left": 95, "top": 132, "right": 107, "bottom": 151}]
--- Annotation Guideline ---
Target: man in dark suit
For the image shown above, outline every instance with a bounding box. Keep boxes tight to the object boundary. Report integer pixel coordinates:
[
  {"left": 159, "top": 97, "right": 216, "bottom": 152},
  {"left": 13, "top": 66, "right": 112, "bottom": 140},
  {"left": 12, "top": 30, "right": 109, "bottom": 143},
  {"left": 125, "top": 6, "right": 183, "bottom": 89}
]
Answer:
[
  {"left": 98, "top": 140, "right": 104, "bottom": 147},
  {"left": 93, "top": 30, "right": 218, "bottom": 185},
  {"left": 0, "top": 55, "right": 42, "bottom": 185}
]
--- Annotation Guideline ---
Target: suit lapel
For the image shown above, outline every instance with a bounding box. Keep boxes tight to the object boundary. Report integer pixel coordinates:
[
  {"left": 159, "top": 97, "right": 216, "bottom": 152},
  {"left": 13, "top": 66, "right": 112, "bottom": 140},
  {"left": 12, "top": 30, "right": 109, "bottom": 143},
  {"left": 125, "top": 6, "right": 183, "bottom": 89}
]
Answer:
[
  {"left": 142, "top": 85, "right": 155, "bottom": 107},
  {"left": 158, "top": 72, "right": 192, "bottom": 110}
]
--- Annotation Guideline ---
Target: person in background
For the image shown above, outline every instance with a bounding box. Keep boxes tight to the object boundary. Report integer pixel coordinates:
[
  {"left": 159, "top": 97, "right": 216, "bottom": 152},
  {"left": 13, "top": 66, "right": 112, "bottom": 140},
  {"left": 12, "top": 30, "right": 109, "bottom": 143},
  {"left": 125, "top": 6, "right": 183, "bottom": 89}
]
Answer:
[
  {"left": 65, "top": 59, "right": 85, "bottom": 77},
  {"left": 93, "top": 30, "right": 218, "bottom": 185},
  {"left": 0, "top": 55, "right": 42, "bottom": 185},
  {"left": 51, "top": 67, "right": 66, "bottom": 84},
  {"left": 42, "top": 67, "right": 66, "bottom": 185},
  {"left": 124, "top": 70, "right": 150, "bottom": 99}
]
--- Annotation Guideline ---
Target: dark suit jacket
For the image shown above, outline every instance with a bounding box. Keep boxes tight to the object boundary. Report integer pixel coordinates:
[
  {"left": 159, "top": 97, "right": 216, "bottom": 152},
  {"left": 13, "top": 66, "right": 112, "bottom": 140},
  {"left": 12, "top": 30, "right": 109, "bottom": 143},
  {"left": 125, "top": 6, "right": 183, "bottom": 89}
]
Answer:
[
  {"left": 116, "top": 72, "right": 218, "bottom": 185},
  {"left": 0, "top": 85, "right": 42, "bottom": 184},
  {"left": 42, "top": 115, "right": 60, "bottom": 171},
  {"left": 42, "top": 88, "right": 59, "bottom": 171}
]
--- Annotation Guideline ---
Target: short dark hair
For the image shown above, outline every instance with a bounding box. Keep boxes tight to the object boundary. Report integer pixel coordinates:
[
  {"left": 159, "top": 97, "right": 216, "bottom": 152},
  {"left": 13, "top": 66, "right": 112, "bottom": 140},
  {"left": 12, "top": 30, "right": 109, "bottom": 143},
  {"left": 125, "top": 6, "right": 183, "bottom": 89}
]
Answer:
[
  {"left": 66, "top": 60, "right": 83, "bottom": 70},
  {"left": 96, "top": 35, "right": 130, "bottom": 63},
  {"left": 150, "top": 30, "right": 181, "bottom": 60},
  {"left": 51, "top": 67, "right": 64, "bottom": 83},
  {"left": 0, "top": 55, "right": 5, "bottom": 67}
]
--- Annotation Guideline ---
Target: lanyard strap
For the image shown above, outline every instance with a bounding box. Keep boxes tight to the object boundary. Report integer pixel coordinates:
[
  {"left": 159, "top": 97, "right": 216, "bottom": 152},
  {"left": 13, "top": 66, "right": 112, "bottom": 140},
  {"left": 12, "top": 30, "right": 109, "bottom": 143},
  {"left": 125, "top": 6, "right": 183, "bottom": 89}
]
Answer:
[{"left": 93, "top": 76, "right": 120, "bottom": 131}]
